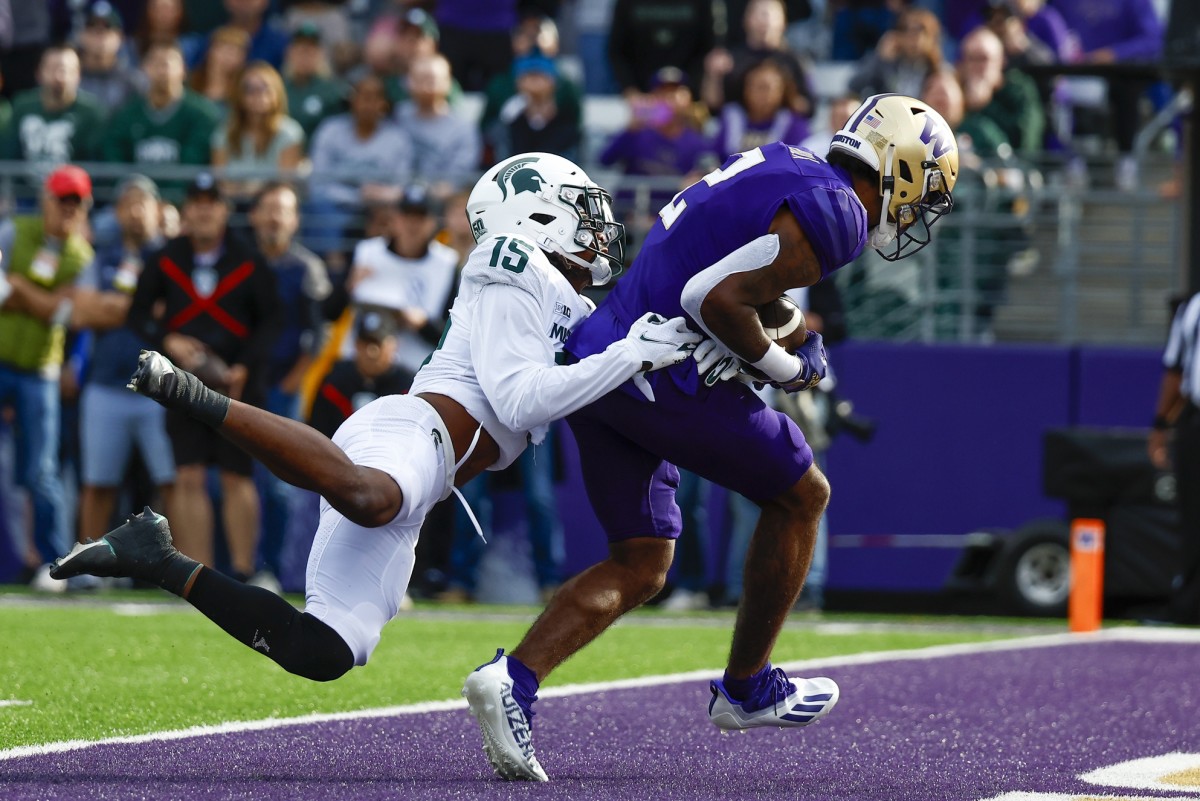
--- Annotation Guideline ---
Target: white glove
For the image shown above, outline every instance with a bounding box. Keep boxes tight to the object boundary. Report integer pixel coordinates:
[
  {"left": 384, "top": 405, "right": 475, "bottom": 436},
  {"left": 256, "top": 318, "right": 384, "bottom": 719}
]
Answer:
[
  {"left": 623, "top": 313, "right": 702, "bottom": 401},
  {"left": 624, "top": 313, "right": 701, "bottom": 371},
  {"left": 0, "top": 271, "right": 11, "bottom": 308},
  {"left": 693, "top": 338, "right": 741, "bottom": 387}
]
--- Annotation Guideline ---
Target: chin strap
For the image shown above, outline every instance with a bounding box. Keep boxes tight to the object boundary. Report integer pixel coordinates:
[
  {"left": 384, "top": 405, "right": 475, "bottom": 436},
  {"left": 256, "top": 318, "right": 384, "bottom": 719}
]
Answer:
[
  {"left": 871, "top": 143, "right": 898, "bottom": 250},
  {"left": 536, "top": 234, "right": 613, "bottom": 286}
]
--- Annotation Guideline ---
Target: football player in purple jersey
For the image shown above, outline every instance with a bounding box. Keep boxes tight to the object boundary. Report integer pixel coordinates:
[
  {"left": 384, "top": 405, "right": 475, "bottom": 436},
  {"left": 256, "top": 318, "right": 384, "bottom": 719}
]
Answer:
[{"left": 464, "top": 94, "right": 960, "bottom": 781}]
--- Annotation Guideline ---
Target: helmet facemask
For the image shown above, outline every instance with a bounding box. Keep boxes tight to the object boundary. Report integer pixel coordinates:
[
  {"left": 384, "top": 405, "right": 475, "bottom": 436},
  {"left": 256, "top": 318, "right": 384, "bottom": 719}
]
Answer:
[
  {"left": 468, "top": 153, "right": 626, "bottom": 287},
  {"left": 872, "top": 153, "right": 954, "bottom": 262},
  {"left": 551, "top": 183, "right": 625, "bottom": 285},
  {"left": 828, "top": 94, "right": 959, "bottom": 262}
]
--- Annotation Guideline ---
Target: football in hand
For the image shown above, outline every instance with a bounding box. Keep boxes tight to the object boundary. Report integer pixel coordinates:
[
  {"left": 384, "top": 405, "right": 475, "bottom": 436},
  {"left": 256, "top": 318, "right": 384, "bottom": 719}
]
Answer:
[
  {"left": 756, "top": 295, "right": 808, "bottom": 351},
  {"left": 742, "top": 295, "right": 808, "bottom": 381}
]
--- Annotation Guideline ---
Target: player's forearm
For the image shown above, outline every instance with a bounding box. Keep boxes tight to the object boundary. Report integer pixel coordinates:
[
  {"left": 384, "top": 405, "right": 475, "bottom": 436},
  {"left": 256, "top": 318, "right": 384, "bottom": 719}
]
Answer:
[
  {"left": 699, "top": 290, "right": 774, "bottom": 363},
  {"left": 483, "top": 343, "right": 643, "bottom": 433},
  {"left": 69, "top": 290, "right": 132, "bottom": 331}
]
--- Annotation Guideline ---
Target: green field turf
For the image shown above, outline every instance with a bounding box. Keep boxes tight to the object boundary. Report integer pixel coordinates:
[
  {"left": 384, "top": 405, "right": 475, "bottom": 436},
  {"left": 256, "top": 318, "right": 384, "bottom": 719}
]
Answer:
[{"left": 0, "top": 593, "right": 1053, "bottom": 751}]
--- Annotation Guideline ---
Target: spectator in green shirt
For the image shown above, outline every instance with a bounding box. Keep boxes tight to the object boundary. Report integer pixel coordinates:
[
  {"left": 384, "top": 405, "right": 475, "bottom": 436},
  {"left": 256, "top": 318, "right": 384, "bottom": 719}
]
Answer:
[
  {"left": 103, "top": 40, "right": 221, "bottom": 198},
  {"left": 282, "top": 22, "right": 347, "bottom": 140},
  {"left": 0, "top": 44, "right": 105, "bottom": 175},
  {"left": 957, "top": 26, "right": 1045, "bottom": 155}
]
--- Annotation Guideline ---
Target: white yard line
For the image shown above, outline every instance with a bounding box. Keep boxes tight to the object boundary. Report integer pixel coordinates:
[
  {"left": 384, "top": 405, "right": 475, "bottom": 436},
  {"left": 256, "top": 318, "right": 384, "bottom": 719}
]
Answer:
[
  {"left": 3, "top": 627, "right": 1197, "bottom": 762},
  {"left": 0, "top": 700, "right": 32, "bottom": 708}
]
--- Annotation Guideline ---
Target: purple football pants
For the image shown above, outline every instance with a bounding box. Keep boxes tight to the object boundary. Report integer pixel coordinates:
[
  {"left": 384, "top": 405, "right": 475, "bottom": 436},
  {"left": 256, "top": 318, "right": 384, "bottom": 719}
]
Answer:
[{"left": 566, "top": 368, "right": 814, "bottom": 542}]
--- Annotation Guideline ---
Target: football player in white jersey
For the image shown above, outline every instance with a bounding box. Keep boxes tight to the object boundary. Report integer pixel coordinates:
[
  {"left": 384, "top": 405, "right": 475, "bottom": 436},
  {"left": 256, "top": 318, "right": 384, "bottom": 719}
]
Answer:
[{"left": 50, "top": 154, "right": 701, "bottom": 691}]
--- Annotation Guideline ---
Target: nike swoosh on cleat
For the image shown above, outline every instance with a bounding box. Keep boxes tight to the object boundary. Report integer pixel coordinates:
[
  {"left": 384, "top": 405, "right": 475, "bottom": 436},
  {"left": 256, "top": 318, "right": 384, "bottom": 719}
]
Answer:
[{"left": 63, "top": 540, "right": 116, "bottom": 560}]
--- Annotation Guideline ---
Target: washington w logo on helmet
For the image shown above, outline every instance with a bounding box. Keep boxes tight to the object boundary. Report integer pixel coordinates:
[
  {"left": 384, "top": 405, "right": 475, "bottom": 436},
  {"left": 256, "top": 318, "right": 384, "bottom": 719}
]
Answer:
[
  {"left": 827, "top": 93, "right": 959, "bottom": 261},
  {"left": 920, "top": 115, "right": 954, "bottom": 159},
  {"left": 494, "top": 157, "right": 546, "bottom": 200}
]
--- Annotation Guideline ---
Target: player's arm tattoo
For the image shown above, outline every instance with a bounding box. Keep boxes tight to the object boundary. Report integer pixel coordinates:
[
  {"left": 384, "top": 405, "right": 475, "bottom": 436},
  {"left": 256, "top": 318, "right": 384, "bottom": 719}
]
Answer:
[{"left": 763, "top": 206, "right": 823, "bottom": 293}]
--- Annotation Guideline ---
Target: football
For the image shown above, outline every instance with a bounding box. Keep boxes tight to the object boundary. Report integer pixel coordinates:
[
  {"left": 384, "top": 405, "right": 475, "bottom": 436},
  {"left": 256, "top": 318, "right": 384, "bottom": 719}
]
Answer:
[
  {"left": 756, "top": 295, "right": 808, "bottom": 353},
  {"left": 739, "top": 295, "right": 809, "bottom": 382}
]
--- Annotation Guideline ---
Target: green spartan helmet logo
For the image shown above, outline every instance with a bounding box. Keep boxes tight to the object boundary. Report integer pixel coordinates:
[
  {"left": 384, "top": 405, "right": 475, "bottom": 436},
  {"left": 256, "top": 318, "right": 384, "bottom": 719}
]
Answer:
[{"left": 495, "top": 157, "right": 546, "bottom": 200}]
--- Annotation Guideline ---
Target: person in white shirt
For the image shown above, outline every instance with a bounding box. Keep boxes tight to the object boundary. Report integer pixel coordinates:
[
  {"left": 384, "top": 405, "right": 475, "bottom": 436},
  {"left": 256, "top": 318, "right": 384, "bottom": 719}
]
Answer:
[
  {"left": 50, "top": 152, "right": 703, "bottom": 690},
  {"left": 346, "top": 185, "right": 458, "bottom": 374}
]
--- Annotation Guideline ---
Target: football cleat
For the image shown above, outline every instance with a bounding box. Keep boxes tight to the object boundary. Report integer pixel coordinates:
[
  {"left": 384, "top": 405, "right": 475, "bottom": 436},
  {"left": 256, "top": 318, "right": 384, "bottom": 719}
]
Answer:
[
  {"left": 49, "top": 507, "right": 194, "bottom": 593},
  {"left": 708, "top": 668, "right": 840, "bottom": 730},
  {"left": 462, "top": 649, "right": 548, "bottom": 782}
]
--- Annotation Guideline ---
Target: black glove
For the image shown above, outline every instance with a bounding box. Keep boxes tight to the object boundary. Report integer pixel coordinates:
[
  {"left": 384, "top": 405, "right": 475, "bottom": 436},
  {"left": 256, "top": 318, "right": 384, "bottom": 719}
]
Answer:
[{"left": 128, "top": 350, "right": 231, "bottom": 428}]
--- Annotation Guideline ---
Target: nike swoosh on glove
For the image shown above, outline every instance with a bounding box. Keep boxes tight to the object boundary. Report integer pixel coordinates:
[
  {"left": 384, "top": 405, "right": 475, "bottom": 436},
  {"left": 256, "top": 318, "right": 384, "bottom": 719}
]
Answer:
[
  {"left": 693, "top": 338, "right": 742, "bottom": 387},
  {"left": 624, "top": 313, "right": 703, "bottom": 401}
]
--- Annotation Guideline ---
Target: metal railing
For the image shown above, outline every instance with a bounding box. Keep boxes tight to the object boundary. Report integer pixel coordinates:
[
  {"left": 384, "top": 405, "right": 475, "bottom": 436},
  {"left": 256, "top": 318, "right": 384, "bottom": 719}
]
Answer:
[{"left": 0, "top": 155, "right": 1183, "bottom": 346}]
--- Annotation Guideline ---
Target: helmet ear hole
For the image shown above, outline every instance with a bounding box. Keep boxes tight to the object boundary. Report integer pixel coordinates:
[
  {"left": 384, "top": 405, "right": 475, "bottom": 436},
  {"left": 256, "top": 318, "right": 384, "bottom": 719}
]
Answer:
[
  {"left": 529, "top": 213, "right": 556, "bottom": 225},
  {"left": 898, "top": 160, "right": 913, "bottom": 183}
]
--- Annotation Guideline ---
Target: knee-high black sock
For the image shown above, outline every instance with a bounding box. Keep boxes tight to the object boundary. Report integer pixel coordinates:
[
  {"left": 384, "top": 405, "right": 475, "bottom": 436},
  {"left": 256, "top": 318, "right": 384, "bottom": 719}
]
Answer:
[{"left": 185, "top": 567, "right": 354, "bottom": 681}]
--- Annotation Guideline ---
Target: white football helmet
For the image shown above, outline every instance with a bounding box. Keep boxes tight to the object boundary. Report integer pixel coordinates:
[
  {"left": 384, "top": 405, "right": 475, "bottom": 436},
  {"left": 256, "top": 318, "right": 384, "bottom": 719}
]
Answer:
[
  {"left": 828, "top": 93, "right": 959, "bottom": 261},
  {"left": 466, "top": 153, "right": 625, "bottom": 285}
]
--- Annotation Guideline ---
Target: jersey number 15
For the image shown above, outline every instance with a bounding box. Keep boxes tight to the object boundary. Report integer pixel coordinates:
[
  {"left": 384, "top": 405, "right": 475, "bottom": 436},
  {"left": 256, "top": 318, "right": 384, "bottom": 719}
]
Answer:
[
  {"left": 489, "top": 235, "right": 534, "bottom": 274},
  {"left": 658, "top": 147, "right": 766, "bottom": 230}
]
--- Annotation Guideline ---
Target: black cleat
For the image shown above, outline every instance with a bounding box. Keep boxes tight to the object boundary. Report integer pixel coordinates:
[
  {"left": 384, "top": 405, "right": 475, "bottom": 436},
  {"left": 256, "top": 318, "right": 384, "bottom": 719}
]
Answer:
[{"left": 50, "top": 507, "right": 197, "bottom": 593}]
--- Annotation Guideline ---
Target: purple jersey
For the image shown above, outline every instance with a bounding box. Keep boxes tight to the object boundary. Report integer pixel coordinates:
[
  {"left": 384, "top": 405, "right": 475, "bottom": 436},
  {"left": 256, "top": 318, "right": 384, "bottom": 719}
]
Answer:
[
  {"left": 565, "top": 144, "right": 858, "bottom": 537},
  {"left": 569, "top": 142, "right": 866, "bottom": 394}
]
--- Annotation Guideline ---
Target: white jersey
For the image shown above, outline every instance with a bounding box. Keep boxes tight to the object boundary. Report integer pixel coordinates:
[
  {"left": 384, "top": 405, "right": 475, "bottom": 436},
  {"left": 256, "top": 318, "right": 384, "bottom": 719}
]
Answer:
[
  {"left": 410, "top": 233, "right": 643, "bottom": 470},
  {"left": 348, "top": 237, "right": 458, "bottom": 374}
]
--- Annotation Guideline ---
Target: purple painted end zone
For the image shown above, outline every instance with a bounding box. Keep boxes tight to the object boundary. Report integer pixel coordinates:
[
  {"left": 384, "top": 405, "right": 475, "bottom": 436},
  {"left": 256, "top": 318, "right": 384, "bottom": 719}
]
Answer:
[{"left": 4, "top": 639, "right": 1199, "bottom": 800}]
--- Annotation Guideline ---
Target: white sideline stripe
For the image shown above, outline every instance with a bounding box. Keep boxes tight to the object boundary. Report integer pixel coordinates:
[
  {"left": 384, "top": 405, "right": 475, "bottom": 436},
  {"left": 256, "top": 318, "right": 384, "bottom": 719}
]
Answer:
[
  {"left": 1081, "top": 752, "right": 1200, "bottom": 790},
  {"left": 0, "top": 700, "right": 32, "bottom": 708},
  {"left": 2, "top": 627, "right": 1197, "bottom": 762},
  {"left": 983, "top": 794, "right": 1200, "bottom": 800}
]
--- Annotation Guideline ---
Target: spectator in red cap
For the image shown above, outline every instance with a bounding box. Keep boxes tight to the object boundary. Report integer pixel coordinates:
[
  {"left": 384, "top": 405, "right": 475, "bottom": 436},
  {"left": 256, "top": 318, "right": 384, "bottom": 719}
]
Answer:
[{"left": 0, "top": 164, "right": 95, "bottom": 592}]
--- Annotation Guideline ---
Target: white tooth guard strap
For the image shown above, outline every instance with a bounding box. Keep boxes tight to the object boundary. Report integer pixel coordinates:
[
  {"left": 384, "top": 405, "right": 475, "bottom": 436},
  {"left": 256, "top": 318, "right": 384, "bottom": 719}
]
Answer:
[{"left": 871, "top": 142, "right": 898, "bottom": 250}]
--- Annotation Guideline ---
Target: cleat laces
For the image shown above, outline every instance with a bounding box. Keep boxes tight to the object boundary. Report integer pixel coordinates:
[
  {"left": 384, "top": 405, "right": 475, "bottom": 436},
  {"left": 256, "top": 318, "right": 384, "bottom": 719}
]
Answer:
[{"left": 749, "top": 667, "right": 797, "bottom": 715}]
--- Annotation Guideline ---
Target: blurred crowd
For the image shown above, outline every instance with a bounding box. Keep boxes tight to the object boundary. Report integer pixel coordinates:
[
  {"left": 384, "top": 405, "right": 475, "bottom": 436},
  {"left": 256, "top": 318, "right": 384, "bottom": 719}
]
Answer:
[{"left": 0, "top": 0, "right": 1176, "bottom": 601}]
